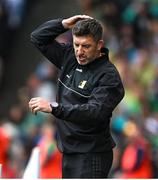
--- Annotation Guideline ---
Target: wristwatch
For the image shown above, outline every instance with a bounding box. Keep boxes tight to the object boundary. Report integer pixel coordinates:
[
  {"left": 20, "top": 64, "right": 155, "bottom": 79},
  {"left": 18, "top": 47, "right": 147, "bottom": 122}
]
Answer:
[
  {"left": 50, "top": 102, "right": 60, "bottom": 115},
  {"left": 51, "top": 102, "right": 59, "bottom": 108}
]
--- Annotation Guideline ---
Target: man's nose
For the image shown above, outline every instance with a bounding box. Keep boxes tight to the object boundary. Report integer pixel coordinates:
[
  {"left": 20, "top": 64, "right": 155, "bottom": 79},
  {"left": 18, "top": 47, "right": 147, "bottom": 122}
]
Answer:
[{"left": 77, "top": 46, "right": 83, "bottom": 55}]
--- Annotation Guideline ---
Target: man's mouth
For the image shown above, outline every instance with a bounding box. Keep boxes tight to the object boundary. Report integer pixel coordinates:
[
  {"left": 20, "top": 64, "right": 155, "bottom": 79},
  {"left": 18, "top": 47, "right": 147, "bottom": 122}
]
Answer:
[{"left": 78, "top": 56, "right": 86, "bottom": 61}]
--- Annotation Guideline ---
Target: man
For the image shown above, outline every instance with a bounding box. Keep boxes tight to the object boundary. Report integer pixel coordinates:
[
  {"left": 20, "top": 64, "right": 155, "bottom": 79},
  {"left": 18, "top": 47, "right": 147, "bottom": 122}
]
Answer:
[{"left": 29, "top": 15, "right": 125, "bottom": 178}]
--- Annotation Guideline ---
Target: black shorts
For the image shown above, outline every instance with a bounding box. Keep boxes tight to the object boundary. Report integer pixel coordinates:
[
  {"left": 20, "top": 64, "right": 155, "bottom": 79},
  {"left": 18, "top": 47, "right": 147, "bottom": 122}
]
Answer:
[{"left": 62, "top": 150, "right": 113, "bottom": 178}]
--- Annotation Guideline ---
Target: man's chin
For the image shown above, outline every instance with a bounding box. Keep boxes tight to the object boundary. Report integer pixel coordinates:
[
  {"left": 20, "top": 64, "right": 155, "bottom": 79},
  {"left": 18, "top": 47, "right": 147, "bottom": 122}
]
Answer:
[{"left": 77, "top": 59, "right": 88, "bottom": 65}]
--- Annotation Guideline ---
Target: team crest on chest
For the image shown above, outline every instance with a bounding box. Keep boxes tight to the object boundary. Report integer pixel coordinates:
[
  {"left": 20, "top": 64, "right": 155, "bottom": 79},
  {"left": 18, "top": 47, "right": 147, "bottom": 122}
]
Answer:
[{"left": 78, "top": 80, "right": 87, "bottom": 89}]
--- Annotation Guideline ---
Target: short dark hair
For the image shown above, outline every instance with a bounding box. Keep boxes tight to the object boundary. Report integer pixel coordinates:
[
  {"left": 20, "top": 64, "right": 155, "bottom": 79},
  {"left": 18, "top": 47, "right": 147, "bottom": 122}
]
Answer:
[{"left": 72, "top": 18, "right": 103, "bottom": 42}]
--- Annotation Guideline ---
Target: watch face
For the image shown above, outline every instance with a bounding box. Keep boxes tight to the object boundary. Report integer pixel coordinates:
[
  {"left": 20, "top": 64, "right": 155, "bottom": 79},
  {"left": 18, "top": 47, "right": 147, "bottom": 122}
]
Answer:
[{"left": 51, "top": 102, "right": 59, "bottom": 108}]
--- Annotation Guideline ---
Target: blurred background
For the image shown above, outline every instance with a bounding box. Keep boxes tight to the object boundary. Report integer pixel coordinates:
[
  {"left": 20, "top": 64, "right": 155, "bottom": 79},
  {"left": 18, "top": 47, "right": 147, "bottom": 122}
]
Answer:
[{"left": 0, "top": 0, "right": 158, "bottom": 178}]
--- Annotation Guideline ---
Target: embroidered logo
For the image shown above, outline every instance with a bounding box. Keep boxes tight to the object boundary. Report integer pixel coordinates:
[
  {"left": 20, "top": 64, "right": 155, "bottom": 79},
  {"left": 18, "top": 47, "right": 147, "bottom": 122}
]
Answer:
[
  {"left": 78, "top": 80, "right": 87, "bottom": 89},
  {"left": 66, "top": 74, "right": 71, "bottom": 78},
  {"left": 76, "top": 68, "right": 83, "bottom": 72}
]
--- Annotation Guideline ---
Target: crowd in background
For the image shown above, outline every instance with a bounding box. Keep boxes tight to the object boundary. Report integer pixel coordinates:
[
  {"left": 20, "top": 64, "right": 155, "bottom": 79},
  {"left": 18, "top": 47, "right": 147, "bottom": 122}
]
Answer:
[
  {"left": 0, "top": 0, "right": 38, "bottom": 88},
  {"left": 0, "top": 0, "right": 158, "bottom": 178}
]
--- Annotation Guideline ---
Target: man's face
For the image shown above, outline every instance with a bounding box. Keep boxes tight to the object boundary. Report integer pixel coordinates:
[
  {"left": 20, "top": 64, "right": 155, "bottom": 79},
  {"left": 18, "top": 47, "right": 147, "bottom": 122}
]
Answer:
[{"left": 73, "top": 35, "right": 102, "bottom": 65}]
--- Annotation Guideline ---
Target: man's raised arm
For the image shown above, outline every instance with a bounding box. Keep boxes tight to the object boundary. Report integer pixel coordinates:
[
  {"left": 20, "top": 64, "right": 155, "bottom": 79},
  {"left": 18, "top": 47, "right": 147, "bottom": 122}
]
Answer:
[{"left": 30, "top": 15, "right": 92, "bottom": 69}]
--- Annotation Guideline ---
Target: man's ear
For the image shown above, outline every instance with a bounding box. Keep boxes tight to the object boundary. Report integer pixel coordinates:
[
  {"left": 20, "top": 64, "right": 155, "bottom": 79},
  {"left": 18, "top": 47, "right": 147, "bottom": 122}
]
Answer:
[{"left": 97, "top": 40, "right": 104, "bottom": 51}]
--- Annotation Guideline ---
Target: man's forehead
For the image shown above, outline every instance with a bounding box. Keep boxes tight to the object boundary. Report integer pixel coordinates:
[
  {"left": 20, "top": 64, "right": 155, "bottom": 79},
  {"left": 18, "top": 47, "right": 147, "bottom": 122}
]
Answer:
[{"left": 73, "top": 35, "right": 95, "bottom": 43}]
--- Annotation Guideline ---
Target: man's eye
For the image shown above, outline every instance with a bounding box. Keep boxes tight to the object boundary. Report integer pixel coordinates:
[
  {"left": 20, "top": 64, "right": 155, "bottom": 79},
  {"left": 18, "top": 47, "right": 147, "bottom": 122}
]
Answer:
[
  {"left": 75, "top": 44, "right": 79, "bottom": 47},
  {"left": 83, "top": 45, "right": 90, "bottom": 48}
]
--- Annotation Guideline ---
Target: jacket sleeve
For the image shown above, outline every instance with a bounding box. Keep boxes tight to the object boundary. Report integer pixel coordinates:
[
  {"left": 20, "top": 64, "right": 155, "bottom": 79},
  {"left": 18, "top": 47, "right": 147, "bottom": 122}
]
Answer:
[
  {"left": 30, "top": 18, "right": 70, "bottom": 69},
  {"left": 51, "top": 70, "right": 125, "bottom": 125}
]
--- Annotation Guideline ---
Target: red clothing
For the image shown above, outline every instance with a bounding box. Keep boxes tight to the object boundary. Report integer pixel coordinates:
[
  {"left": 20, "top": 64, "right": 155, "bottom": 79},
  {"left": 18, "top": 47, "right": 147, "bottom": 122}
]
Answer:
[
  {"left": 40, "top": 150, "right": 62, "bottom": 178},
  {"left": 0, "top": 128, "right": 17, "bottom": 178},
  {"left": 38, "top": 133, "right": 62, "bottom": 179},
  {"left": 120, "top": 137, "right": 153, "bottom": 178}
]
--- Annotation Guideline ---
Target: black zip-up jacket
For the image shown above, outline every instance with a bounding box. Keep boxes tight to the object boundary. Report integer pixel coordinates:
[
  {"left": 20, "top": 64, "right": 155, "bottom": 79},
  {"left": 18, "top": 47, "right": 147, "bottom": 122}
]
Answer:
[{"left": 31, "top": 19, "right": 125, "bottom": 153}]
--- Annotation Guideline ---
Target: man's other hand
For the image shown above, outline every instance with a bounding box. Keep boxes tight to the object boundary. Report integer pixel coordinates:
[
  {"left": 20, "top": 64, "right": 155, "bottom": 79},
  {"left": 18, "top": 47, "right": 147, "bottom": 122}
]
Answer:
[
  {"left": 29, "top": 97, "right": 52, "bottom": 115},
  {"left": 62, "top": 15, "right": 93, "bottom": 29}
]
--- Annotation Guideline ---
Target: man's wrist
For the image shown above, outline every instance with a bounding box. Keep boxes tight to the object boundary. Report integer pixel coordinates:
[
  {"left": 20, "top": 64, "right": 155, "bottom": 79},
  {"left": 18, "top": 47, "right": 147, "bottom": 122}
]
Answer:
[
  {"left": 62, "top": 19, "right": 69, "bottom": 29},
  {"left": 50, "top": 102, "right": 59, "bottom": 113}
]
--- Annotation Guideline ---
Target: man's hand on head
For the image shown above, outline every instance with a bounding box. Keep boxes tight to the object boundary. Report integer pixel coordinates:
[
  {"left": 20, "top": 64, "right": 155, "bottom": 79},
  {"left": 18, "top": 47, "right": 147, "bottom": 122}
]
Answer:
[{"left": 62, "top": 15, "right": 93, "bottom": 29}]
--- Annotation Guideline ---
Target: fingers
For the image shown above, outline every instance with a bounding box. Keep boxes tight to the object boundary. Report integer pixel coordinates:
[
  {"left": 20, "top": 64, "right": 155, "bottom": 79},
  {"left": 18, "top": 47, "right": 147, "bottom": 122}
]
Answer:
[
  {"left": 62, "top": 15, "right": 93, "bottom": 29},
  {"left": 74, "top": 15, "right": 93, "bottom": 19},
  {"left": 29, "top": 97, "right": 40, "bottom": 103},
  {"left": 30, "top": 103, "right": 39, "bottom": 114},
  {"left": 29, "top": 97, "right": 41, "bottom": 107},
  {"left": 29, "top": 97, "right": 51, "bottom": 114},
  {"left": 32, "top": 106, "right": 40, "bottom": 115},
  {"left": 73, "top": 15, "right": 93, "bottom": 22},
  {"left": 29, "top": 97, "right": 41, "bottom": 115},
  {"left": 78, "top": 15, "right": 93, "bottom": 19}
]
